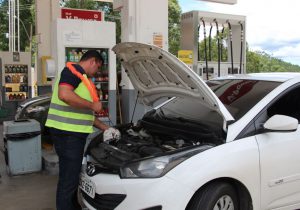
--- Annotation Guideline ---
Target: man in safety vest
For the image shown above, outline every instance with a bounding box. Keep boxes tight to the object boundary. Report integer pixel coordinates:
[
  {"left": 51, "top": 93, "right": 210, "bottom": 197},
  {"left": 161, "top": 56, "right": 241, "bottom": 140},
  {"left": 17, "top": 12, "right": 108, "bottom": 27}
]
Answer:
[{"left": 45, "top": 50, "right": 120, "bottom": 210}]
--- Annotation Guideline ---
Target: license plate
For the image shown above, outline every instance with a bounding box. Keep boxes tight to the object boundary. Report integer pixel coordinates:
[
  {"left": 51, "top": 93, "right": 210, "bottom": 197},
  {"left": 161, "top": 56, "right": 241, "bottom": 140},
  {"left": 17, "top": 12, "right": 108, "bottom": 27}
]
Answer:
[{"left": 79, "top": 173, "right": 96, "bottom": 198}]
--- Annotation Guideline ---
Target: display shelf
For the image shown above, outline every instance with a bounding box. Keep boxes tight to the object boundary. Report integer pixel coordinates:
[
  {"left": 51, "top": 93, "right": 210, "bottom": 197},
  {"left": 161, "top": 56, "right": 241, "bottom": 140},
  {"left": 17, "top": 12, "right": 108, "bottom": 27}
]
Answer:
[
  {"left": 5, "top": 93, "right": 27, "bottom": 101},
  {"left": 5, "top": 91, "right": 27, "bottom": 93},
  {"left": 5, "top": 73, "right": 28, "bottom": 74},
  {"left": 4, "top": 64, "right": 29, "bottom": 102},
  {"left": 4, "top": 70, "right": 28, "bottom": 74},
  {"left": 5, "top": 83, "right": 27, "bottom": 85}
]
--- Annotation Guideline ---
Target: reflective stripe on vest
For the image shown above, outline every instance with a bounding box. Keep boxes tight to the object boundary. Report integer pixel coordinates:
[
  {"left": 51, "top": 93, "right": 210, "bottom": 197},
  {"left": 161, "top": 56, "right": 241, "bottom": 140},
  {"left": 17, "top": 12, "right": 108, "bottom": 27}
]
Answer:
[
  {"left": 45, "top": 71, "right": 95, "bottom": 133},
  {"left": 47, "top": 114, "right": 93, "bottom": 125},
  {"left": 49, "top": 103, "right": 92, "bottom": 115}
]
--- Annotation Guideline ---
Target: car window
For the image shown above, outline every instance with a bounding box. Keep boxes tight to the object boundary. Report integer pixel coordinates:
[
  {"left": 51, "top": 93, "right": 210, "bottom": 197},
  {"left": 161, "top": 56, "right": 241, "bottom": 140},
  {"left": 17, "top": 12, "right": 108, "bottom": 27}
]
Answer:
[
  {"left": 157, "top": 79, "right": 281, "bottom": 125},
  {"left": 158, "top": 97, "right": 223, "bottom": 126},
  {"left": 236, "top": 85, "right": 300, "bottom": 139},
  {"left": 267, "top": 86, "right": 300, "bottom": 120},
  {"left": 207, "top": 79, "right": 281, "bottom": 120},
  {"left": 254, "top": 85, "right": 300, "bottom": 132}
]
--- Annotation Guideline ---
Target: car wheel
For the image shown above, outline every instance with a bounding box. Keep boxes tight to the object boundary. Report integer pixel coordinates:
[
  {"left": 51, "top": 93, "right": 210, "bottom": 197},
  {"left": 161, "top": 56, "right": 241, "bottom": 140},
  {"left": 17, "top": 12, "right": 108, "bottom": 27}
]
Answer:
[{"left": 187, "top": 182, "right": 238, "bottom": 210}]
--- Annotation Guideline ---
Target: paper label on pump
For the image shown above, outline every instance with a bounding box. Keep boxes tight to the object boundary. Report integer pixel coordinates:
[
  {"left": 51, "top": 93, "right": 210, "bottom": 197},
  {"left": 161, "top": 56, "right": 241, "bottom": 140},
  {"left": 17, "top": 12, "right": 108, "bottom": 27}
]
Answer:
[{"left": 153, "top": 33, "right": 163, "bottom": 49}]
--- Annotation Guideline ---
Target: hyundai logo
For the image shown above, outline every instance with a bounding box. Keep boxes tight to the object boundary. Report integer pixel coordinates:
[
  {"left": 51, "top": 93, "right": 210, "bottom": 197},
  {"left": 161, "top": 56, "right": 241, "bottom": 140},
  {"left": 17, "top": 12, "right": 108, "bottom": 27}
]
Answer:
[{"left": 86, "top": 164, "right": 96, "bottom": 176}]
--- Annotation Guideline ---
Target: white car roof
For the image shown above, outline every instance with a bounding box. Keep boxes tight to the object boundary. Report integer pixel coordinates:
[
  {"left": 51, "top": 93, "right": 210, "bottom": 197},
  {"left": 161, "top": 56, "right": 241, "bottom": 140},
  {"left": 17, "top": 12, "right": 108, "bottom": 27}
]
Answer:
[{"left": 214, "top": 72, "right": 300, "bottom": 82}]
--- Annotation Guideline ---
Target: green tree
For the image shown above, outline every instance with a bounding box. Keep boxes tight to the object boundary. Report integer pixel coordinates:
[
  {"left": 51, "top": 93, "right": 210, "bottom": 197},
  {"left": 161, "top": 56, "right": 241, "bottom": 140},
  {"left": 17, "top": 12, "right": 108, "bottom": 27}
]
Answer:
[
  {"left": 197, "top": 31, "right": 300, "bottom": 72},
  {"left": 62, "top": 0, "right": 97, "bottom": 10},
  {"left": 0, "top": 0, "right": 35, "bottom": 51},
  {"left": 0, "top": 0, "right": 8, "bottom": 50},
  {"left": 198, "top": 31, "right": 228, "bottom": 62},
  {"left": 168, "top": 0, "right": 181, "bottom": 56},
  {"left": 246, "top": 50, "right": 300, "bottom": 73}
]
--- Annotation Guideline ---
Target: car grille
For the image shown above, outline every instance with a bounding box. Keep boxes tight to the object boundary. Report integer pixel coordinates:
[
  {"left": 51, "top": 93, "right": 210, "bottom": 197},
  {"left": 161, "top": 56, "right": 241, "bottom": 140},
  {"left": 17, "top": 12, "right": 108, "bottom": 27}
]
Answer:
[{"left": 81, "top": 191, "right": 126, "bottom": 210}]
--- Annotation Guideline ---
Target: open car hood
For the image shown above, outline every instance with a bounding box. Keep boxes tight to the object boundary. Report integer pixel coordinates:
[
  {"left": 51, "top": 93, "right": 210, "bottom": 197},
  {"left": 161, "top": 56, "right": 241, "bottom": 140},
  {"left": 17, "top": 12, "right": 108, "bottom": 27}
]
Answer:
[{"left": 113, "top": 42, "right": 234, "bottom": 123}]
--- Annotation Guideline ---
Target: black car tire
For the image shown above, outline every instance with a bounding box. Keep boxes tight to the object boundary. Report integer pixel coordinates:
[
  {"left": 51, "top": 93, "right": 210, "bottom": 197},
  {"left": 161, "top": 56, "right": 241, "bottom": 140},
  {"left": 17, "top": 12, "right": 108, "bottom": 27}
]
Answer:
[{"left": 187, "top": 182, "right": 238, "bottom": 210}]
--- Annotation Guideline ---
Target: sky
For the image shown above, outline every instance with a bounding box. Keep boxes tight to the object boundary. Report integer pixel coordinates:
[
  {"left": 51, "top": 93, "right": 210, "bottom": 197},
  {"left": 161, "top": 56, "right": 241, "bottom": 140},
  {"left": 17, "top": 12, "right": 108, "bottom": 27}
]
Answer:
[{"left": 178, "top": 0, "right": 300, "bottom": 66}]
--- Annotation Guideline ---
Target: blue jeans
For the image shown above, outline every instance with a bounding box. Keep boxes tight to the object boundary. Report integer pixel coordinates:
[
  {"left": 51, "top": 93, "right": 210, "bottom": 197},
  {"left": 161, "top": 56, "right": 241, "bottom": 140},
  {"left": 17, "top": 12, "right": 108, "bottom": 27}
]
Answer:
[{"left": 50, "top": 128, "right": 88, "bottom": 210}]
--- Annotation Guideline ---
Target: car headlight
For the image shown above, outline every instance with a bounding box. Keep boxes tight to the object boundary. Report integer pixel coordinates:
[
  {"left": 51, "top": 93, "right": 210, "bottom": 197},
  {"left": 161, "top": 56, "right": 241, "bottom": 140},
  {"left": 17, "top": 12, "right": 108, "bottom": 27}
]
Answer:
[{"left": 119, "top": 145, "right": 213, "bottom": 178}]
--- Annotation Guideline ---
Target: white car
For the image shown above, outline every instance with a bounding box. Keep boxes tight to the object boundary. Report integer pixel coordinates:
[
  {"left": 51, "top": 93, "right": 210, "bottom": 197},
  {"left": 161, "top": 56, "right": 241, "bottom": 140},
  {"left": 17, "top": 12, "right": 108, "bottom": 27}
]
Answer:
[{"left": 80, "top": 42, "right": 300, "bottom": 210}]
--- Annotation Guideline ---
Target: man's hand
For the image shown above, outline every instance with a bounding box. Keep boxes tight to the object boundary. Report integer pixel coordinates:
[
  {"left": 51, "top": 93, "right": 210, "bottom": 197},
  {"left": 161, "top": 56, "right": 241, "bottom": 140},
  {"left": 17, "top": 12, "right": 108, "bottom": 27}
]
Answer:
[
  {"left": 91, "top": 101, "right": 102, "bottom": 113},
  {"left": 103, "top": 127, "right": 121, "bottom": 143}
]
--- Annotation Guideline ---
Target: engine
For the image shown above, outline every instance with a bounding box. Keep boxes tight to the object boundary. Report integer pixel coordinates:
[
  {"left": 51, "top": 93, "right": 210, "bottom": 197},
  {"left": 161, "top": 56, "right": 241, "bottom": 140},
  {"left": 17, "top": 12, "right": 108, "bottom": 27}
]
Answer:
[{"left": 86, "top": 114, "right": 225, "bottom": 171}]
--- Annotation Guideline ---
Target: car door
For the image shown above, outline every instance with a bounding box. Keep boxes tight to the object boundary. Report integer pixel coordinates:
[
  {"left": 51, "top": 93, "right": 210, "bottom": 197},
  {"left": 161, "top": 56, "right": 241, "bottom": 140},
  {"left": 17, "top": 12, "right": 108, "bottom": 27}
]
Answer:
[{"left": 255, "top": 86, "right": 300, "bottom": 209}]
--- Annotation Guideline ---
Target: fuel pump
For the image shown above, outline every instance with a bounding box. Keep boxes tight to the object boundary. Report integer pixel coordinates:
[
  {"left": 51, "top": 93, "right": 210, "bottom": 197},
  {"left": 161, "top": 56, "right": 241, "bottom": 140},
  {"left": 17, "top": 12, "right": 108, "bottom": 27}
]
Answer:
[
  {"left": 226, "top": 20, "right": 234, "bottom": 74},
  {"left": 214, "top": 19, "right": 221, "bottom": 77},
  {"left": 209, "top": 24, "right": 213, "bottom": 62},
  {"left": 180, "top": 10, "right": 246, "bottom": 80},
  {"left": 197, "top": 24, "right": 201, "bottom": 62},
  {"left": 239, "top": 21, "right": 244, "bottom": 74},
  {"left": 220, "top": 26, "right": 225, "bottom": 62},
  {"left": 201, "top": 18, "right": 209, "bottom": 80}
]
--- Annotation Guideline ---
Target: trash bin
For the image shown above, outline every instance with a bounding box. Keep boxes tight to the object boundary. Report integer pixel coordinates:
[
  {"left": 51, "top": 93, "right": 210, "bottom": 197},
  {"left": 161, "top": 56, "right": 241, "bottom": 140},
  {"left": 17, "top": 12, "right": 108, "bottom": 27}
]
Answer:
[{"left": 3, "top": 119, "right": 42, "bottom": 175}]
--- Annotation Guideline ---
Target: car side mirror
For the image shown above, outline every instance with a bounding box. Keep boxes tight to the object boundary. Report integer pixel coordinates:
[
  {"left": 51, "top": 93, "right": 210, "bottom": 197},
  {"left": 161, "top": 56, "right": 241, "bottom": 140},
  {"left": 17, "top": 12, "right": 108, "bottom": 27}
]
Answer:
[{"left": 263, "top": 114, "right": 298, "bottom": 132}]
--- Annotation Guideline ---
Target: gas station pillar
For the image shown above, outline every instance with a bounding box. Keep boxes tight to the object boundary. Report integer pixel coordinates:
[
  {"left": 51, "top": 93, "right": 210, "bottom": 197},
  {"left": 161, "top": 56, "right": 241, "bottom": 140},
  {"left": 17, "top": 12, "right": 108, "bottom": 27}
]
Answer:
[
  {"left": 114, "top": 0, "right": 168, "bottom": 123},
  {"left": 35, "top": 0, "right": 60, "bottom": 95}
]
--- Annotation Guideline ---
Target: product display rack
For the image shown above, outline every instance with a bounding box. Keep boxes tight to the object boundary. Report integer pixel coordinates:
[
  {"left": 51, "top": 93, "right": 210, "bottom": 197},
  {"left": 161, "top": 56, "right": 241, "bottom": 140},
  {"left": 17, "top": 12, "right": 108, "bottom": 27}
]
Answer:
[
  {"left": 65, "top": 47, "right": 110, "bottom": 118},
  {"left": 4, "top": 64, "right": 29, "bottom": 101}
]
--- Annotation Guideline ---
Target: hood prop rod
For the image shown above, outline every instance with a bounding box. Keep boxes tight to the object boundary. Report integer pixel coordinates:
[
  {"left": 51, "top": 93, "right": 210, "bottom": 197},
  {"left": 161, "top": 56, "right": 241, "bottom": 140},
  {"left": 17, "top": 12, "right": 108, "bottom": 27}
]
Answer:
[{"left": 130, "top": 91, "right": 140, "bottom": 125}]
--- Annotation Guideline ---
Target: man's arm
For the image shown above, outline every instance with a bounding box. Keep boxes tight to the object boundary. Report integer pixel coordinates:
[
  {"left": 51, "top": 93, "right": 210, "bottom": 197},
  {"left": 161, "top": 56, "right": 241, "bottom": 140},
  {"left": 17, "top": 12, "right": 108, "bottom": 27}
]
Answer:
[
  {"left": 58, "top": 85, "right": 102, "bottom": 113},
  {"left": 93, "top": 117, "right": 109, "bottom": 131}
]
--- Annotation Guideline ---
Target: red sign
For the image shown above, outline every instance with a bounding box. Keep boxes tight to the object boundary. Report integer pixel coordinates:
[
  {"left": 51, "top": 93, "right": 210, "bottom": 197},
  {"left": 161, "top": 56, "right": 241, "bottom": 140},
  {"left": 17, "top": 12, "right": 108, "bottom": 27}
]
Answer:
[{"left": 61, "top": 8, "right": 103, "bottom": 21}]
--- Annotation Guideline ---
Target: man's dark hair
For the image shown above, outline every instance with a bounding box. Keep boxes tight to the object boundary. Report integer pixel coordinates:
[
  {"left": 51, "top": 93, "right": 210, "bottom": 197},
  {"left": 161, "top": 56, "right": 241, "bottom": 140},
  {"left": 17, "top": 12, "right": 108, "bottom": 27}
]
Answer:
[{"left": 80, "top": 50, "right": 103, "bottom": 63}]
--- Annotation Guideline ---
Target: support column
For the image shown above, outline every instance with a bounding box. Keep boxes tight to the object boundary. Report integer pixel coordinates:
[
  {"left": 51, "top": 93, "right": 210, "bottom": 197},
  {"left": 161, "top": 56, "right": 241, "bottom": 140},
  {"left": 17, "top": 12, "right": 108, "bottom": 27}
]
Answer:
[
  {"left": 35, "top": 0, "right": 60, "bottom": 95},
  {"left": 115, "top": 0, "right": 168, "bottom": 123}
]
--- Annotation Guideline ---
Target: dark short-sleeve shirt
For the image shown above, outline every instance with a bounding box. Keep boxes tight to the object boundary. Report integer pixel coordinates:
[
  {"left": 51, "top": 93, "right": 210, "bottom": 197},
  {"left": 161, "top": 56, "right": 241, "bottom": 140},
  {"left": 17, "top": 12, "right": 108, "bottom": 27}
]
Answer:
[{"left": 59, "top": 64, "right": 85, "bottom": 89}]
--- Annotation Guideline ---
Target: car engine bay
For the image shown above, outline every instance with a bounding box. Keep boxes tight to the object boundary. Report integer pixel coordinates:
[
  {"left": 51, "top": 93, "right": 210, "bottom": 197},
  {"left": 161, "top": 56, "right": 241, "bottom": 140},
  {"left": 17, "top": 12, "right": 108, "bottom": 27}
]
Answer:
[{"left": 86, "top": 111, "right": 225, "bottom": 172}]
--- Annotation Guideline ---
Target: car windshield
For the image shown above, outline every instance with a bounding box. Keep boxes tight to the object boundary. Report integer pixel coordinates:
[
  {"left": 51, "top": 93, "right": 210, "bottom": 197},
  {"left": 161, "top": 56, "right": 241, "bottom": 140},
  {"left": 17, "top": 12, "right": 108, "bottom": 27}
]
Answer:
[
  {"left": 158, "top": 79, "right": 281, "bottom": 122},
  {"left": 207, "top": 79, "right": 281, "bottom": 119}
]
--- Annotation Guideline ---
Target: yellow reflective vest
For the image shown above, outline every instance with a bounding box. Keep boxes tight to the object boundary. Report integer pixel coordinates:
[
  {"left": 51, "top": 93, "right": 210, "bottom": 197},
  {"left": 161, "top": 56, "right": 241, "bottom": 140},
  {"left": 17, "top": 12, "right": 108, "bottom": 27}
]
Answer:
[{"left": 45, "top": 74, "right": 95, "bottom": 133}]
